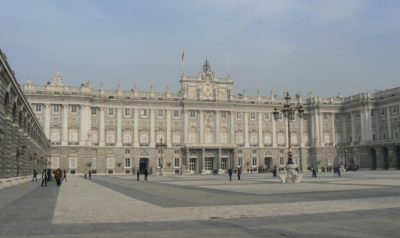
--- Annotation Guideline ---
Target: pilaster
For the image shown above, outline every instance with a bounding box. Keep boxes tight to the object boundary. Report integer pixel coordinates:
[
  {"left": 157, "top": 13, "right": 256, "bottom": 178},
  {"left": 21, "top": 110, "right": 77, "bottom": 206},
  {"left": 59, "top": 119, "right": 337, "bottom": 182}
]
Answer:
[
  {"left": 244, "top": 112, "right": 249, "bottom": 147},
  {"left": 61, "top": 104, "right": 68, "bottom": 145},
  {"left": 116, "top": 108, "right": 122, "bottom": 147},
  {"left": 99, "top": 107, "right": 105, "bottom": 146}
]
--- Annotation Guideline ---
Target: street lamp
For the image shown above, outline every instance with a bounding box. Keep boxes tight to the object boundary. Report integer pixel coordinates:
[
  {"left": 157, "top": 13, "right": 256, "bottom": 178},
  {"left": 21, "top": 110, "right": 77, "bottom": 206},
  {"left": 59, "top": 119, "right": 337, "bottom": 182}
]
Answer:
[
  {"left": 273, "top": 92, "right": 304, "bottom": 183},
  {"left": 156, "top": 138, "right": 167, "bottom": 176}
]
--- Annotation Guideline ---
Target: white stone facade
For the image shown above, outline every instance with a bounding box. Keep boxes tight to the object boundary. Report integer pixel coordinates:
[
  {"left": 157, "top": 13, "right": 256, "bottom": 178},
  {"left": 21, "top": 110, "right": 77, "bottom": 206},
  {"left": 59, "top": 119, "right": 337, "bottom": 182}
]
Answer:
[{"left": 23, "top": 60, "right": 400, "bottom": 175}]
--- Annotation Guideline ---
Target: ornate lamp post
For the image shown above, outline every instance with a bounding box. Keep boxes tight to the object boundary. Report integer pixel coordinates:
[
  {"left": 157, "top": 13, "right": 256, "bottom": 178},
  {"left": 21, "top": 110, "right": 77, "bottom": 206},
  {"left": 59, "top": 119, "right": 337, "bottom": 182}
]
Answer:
[
  {"left": 273, "top": 92, "right": 304, "bottom": 183},
  {"left": 156, "top": 138, "right": 167, "bottom": 176}
]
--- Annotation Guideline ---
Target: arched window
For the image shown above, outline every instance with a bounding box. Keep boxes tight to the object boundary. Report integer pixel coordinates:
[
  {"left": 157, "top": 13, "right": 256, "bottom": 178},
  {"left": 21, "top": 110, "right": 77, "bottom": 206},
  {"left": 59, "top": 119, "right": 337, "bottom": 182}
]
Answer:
[{"left": 12, "top": 103, "right": 17, "bottom": 122}]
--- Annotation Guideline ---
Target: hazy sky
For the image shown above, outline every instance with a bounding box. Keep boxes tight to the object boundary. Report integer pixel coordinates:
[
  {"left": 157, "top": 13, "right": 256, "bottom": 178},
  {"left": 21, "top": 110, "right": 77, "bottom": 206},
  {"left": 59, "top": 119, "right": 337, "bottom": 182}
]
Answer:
[{"left": 1, "top": 0, "right": 399, "bottom": 97}]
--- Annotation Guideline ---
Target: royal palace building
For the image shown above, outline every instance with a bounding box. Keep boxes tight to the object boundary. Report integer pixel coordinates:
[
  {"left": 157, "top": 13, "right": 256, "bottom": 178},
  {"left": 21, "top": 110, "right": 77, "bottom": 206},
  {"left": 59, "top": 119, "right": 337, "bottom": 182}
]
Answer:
[
  {"left": 0, "top": 50, "right": 50, "bottom": 179},
  {"left": 21, "top": 59, "right": 400, "bottom": 175}
]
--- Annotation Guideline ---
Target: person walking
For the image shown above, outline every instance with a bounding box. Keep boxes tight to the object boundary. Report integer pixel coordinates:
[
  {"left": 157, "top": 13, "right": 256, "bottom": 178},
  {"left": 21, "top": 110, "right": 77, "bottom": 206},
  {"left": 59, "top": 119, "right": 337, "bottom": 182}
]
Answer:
[
  {"left": 272, "top": 167, "right": 277, "bottom": 178},
  {"left": 89, "top": 170, "right": 92, "bottom": 179},
  {"left": 137, "top": 170, "right": 140, "bottom": 181},
  {"left": 41, "top": 169, "right": 48, "bottom": 187},
  {"left": 144, "top": 169, "right": 148, "bottom": 181},
  {"left": 228, "top": 168, "right": 233, "bottom": 181},
  {"left": 337, "top": 166, "right": 341, "bottom": 177},
  {"left": 312, "top": 168, "right": 317, "bottom": 178},
  {"left": 84, "top": 169, "right": 87, "bottom": 179},
  {"left": 54, "top": 168, "right": 62, "bottom": 186},
  {"left": 237, "top": 167, "right": 241, "bottom": 180},
  {"left": 32, "top": 169, "right": 38, "bottom": 182},
  {"left": 63, "top": 169, "right": 67, "bottom": 182}
]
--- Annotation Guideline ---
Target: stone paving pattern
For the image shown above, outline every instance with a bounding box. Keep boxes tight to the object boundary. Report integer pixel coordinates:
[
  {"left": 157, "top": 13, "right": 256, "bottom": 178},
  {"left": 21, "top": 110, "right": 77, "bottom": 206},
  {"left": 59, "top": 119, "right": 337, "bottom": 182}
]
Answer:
[{"left": 0, "top": 171, "right": 400, "bottom": 237}]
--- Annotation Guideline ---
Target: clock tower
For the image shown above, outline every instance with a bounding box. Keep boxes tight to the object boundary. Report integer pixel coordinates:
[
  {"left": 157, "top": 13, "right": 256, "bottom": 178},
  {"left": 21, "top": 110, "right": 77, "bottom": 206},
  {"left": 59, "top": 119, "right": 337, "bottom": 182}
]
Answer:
[{"left": 180, "top": 59, "right": 233, "bottom": 101}]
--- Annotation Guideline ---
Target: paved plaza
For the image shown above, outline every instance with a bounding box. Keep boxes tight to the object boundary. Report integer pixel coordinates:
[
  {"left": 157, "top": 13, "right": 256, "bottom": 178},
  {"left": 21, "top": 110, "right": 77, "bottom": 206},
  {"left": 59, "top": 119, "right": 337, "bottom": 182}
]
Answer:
[{"left": 0, "top": 171, "right": 400, "bottom": 237}]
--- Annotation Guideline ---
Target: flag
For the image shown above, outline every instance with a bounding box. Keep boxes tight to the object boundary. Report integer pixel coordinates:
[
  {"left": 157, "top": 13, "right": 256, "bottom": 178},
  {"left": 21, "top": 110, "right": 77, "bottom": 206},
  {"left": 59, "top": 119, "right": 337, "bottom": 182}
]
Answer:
[{"left": 181, "top": 50, "right": 184, "bottom": 62}]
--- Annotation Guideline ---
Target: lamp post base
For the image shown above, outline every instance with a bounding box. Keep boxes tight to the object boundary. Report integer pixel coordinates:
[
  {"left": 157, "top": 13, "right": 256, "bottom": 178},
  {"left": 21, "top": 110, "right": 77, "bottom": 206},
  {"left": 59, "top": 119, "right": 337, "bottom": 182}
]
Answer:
[{"left": 279, "top": 163, "right": 303, "bottom": 183}]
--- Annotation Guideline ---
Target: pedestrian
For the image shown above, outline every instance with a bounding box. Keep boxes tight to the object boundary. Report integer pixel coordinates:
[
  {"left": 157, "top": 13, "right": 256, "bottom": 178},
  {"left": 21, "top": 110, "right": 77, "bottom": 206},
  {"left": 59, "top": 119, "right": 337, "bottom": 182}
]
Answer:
[
  {"left": 32, "top": 169, "right": 38, "bottom": 182},
  {"left": 89, "top": 170, "right": 92, "bottom": 179},
  {"left": 47, "top": 169, "right": 52, "bottom": 182},
  {"left": 63, "top": 169, "right": 67, "bottom": 182},
  {"left": 237, "top": 166, "right": 241, "bottom": 180},
  {"left": 228, "top": 168, "right": 233, "bottom": 181},
  {"left": 137, "top": 170, "right": 140, "bottom": 181},
  {"left": 84, "top": 169, "right": 87, "bottom": 179},
  {"left": 41, "top": 169, "right": 48, "bottom": 187},
  {"left": 312, "top": 168, "right": 317, "bottom": 178},
  {"left": 54, "top": 168, "right": 62, "bottom": 186},
  {"left": 272, "top": 167, "right": 277, "bottom": 178},
  {"left": 337, "top": 166, "right": 341, "bottom": 177},
  {"left": 144, "top": 169, "right": 148, "bottom": 181}
]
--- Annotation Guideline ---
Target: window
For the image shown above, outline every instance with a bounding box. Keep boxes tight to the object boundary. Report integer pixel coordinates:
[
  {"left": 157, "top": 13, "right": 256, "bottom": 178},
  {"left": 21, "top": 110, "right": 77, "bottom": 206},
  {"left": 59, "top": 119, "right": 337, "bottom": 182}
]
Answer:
[
  {"left": 140, "top": 132, "right": 149, "bottom": 145},
  {"left": 125, "top": 158, "right": 131, "bottom": 168},
  {"left": 123, "top": 131, "right": 132, "bottom": 145},
  {"left": 173, "top": 133, "right": 181, "bottom": 145},
  {"left": 252, "top": 150, "right": 257, "bottom": 154},
  {"left": 221, "top": 112, "right": 227, "bottom": 118},
  {"left": 35, "top": 105, "right": 42, "bottom": 112},
  {"left": 125, "top": 109, "right": 131, "bottom": 116},
  {"left": 141, "top": 109, "right": 148, "bottom": 118},
  {"left": 237, "top": 112, "right": 242, "bottom": 119},
  {"left": 51, "top": 157, "right": 59, "bottom": 169},
  {"left": 252, "top": 158, "right": 257, "bottom": 167},
  {"left": 174, "top": 158, "right": 180, "bottom": 167},
  {"left": 91, "top": 108, "right": 97, "bottom": 115},
  {"left": 220, "top": 128, "right": 228, "bottom": 144},
  {"left": 250, "top": 112, "right": 256, "bottom": 120},
  {"left": 174, "top": 150, "right": 180, "bottom": 154},
  {"left": 106, "top": 130, "right": 115, "bottom": 144},
  {"left": 53, "top": 105, "right": 60, "bottom": 113},
  {"left": 250, "top": 132, "right": 258, "bottom": 146},
  {"left": 125, "top": 149, "right": 131, "bottom": 154},
  {"left": 392, "top": 106, "right": 398, "bottom": 114},
  {"left": 335, "top": 114, "right": 340, "bottom": 120},
  {"left": 50, "top": 129, "right": 60, "bottom": 143},
  {"left": 355, "top": 112, "right": 360, "bottom": 119},
  {"left": 71, "top": 105, "right": 77, "bottom": 113},
  {"left": 108, "top": 108, "right": 114, "bottom": 116},
  {"left": 204, "top": 128, "right": 213, "bottom": 144},
  {"left": 280, "top": 157, "right": 284, "bottom": 165},
  {"left": 238, "top": 158, "right": 243, "bottom": 167},
  {"left": 107, "top": 157, "right": 114, "bottom": 169},
  {"left": 189, "top": 158, "right": 196, "bottom": 171},
  {"left": 236, "top": 132, "right": 244, "bottom": 145},
  {"left": 69, "top": 129, "right": 78, "bottom": 144},
  {"left": 190, "top": 111, "right": 197, "bottom": 118},
  {"left": 91, "top": 130, "right": 98, "bottom": 144},
  {"left": 380, "top": 108, "right": 385, "bottom": 116},
  {"left": 264, "top": 113, "right": 269, "bottom": 120},
  {"left": 347, "top": 113, "right": 351, "bottom": 119},
  {"left": 173, "top": 110, "right": 180, "bottom": 118},
  {"left": 205, "top": 158, "right": 213, "bottom": 170},
  {"left": 279, "top": 149, "right": 284, "bottom": 154},
  {"left": 323, "top": 113, "right": 328, "bottom": 120},
  {"left": 69, "top": 157, "right": 77, "bottom": 169},
  {"left": 221, "top": 158, "right": 227, "bottom": 170},
  {"left": 238, "top": 149, "right": 242, "bottom": 154},
  {"left": 157, "top": 110, "right": 164, "bottom": 118}
]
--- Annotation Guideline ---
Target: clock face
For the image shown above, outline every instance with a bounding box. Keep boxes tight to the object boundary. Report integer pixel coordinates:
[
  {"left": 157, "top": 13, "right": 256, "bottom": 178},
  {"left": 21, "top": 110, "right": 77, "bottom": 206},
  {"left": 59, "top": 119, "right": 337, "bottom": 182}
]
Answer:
[{"left": 203, "top": 85, "right": 213, "bottom": 97}]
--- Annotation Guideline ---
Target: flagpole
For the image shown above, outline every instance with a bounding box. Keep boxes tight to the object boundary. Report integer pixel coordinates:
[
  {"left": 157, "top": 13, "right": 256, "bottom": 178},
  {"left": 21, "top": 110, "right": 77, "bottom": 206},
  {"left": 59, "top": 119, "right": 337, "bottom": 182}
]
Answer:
[{"left": 181, "top": 49, "right": 185, "bottom": 74}]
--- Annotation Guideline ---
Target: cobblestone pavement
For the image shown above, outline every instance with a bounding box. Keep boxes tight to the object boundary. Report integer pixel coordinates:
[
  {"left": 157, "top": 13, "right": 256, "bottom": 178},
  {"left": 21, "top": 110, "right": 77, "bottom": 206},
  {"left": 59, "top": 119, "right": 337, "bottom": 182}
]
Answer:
[{"left": 1, "top": 171, "right": 400, "bottom": 237}]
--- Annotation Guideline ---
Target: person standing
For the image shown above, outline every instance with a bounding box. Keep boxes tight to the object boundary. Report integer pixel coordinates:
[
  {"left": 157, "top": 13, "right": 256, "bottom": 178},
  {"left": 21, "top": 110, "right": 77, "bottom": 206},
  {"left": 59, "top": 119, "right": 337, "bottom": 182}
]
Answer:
[
  {"left": 237, "top": 167, "right": 241, "bottom": 180},
  {"left": 54, "top": 168, "right": 62, "bottom": 186},
  {"left": 63, "top": 169, "right": 67, "bottom": 182},
  {"left": 137, "top": 170, "right": 140, "bottom": 181},
  {"left": 84, "top": 169, "right": 87, "bottom": 179},
  {"left": 32, "top": 169, "right": 38, "bottom": 182},
  {"left": 89, "top": 170, "right": 92, "bottom": 179},
  {"left": 144, "top": 169, "right": 148, "bottom": 181},
  {"left": 41, "top": 169, "right": 48, "bottom": 187},
  {"left": 272, "top": 167, "right": 277, "bottom": 178},
  {"left": 228, "top": 168, "right": 233, "bottom": 181}
]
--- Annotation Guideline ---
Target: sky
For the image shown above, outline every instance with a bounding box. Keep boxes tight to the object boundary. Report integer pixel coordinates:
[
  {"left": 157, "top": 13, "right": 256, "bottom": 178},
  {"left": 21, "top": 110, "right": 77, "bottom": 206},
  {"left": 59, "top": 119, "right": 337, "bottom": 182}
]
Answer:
[{"left": 0, "top": 0, "right": 399, "bottom": 97}]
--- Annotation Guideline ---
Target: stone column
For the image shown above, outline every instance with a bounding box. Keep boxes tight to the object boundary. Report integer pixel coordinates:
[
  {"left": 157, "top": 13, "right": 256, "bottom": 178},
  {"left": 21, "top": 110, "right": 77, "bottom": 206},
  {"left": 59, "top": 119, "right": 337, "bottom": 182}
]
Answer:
[
  {"left": 300, "top": 116, "right": 304, "bottom": 147},
  {"left": 116, "top": 108, "right": 122, "bottom": 147},
  {"left": 61, "top": 104, "right": 68, "bottom": 145},
  {"left": 342, "top": 113, "right": 347, "bottom": 144},
  {"left": 199, "top": 110, "right": 204, "bottom": 144},
  {"left": 230, "top": 112, "right": 235, "bottom": 144},
  {"left": 351, "top": 112, "right": 356, "bottom": 145},
  {"left": 215, "top": 111, "right": 220, "bottom": 144},
  {"left": 272, "top": 113, "right": 277, "bottom": 147},
  {"left": 331, "top": 113, "right": 336, "bottom": 145},
  {"left": 43, "top": 104, "right": 50, "bottom": 138},
  {"left": 386, "top": 107, "right": 392, "bottom": 139},
  {"left": 184, "top": 110, "right": 189, "bottom": 144},
  {"left": 133, "top": 108, "right": 139, "bottom": 147},
  {"left": 244, "top": 112, "right": 249, "bottom": 147},
  {"left": 150, "top": 109, "right": 155, "bottom": 147},
  {"left": 166, "top": 110, "right": 171, "bottom": 147},
  {"left": 285, "top": 116, "right": 289, "bottom": 146},
  {"left": 99, "top": 107, "right": 105, "bottom": 146},
  {"left": 258, "top": 112, "right": 263, "bottom": 147},
  {"left": 79, "top": 105, "right": 91, "bottom": 146},
  {"left": 202, "top": 148, "right": 205, "bottom": 174}
]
